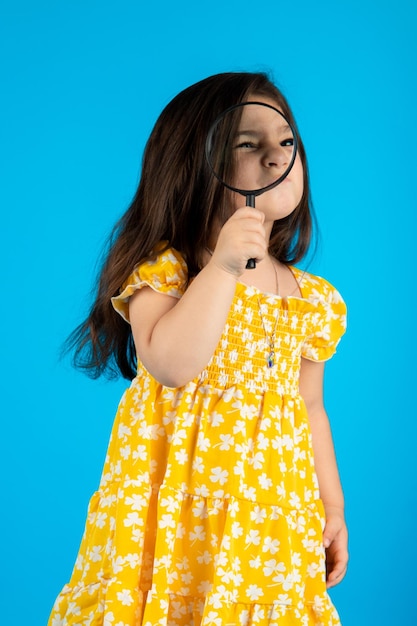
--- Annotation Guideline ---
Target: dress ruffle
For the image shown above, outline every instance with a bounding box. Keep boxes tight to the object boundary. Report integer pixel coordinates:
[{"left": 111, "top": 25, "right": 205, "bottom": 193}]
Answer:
[
  {"left": 111, "top": 247, "right": 188, "bottom": 323},
  {"left": 290, "top": 267, "right": 347, "bottom": 362},
  {"left": 50, "top": 482, "right": 339, "bottom": 626}
]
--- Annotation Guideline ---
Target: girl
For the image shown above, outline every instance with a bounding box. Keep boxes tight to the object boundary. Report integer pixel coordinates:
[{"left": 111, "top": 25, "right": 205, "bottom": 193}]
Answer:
[{"left": 49, "top": 72, "right": 348, "bottom": 626}]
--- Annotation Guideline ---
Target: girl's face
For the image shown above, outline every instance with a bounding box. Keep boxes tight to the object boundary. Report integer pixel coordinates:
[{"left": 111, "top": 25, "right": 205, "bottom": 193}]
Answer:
[{"left": 231, "top": 96, "right": 304, "bottom": 225}]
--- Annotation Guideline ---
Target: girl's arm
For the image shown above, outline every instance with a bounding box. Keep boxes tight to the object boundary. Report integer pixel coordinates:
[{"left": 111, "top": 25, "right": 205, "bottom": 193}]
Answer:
[
  {"left": 128, "top": 207, "right": 266, "bottom": 388},
  {"left": 299, "top": 358, "right": 349, "bottom": 588}
]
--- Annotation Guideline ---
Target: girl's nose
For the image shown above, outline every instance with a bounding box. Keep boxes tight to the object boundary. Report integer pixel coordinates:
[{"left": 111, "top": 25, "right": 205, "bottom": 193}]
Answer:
[{"left": 262, "top": 146, "right": 289, "bottom": 170}]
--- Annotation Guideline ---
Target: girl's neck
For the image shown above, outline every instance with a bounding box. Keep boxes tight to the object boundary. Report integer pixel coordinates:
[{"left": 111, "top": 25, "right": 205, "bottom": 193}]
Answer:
[
  {"left": 239, "top": 256, "right": 301, "bottom": 298},
  {"left": 203, "top": 248, "right": 301, "bottom": 299}
]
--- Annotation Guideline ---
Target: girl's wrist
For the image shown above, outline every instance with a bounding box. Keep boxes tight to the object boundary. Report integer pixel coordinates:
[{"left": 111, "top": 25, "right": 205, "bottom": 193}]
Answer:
[
  {"left": 323, "top": 504, "right": 345, "bottom": 518},
  {"left": 206, "top": 256, "right": 242, "bottom": 281}
]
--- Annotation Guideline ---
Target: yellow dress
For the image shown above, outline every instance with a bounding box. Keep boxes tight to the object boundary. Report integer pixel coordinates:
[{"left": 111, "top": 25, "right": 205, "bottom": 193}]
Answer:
[{"left": 49, "top": 247, "right": 347, "bottom": 626}]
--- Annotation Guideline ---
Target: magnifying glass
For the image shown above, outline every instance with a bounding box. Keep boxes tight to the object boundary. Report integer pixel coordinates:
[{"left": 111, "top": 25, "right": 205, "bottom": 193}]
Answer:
[{"left": 205, "top": 101, "right": 298, "bottom": 269}]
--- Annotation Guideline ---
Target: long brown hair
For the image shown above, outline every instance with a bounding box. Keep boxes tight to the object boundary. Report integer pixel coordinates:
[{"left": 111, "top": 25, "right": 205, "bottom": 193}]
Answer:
[{"left": 65, "top": 72, "right": 316, "bottom": 380}]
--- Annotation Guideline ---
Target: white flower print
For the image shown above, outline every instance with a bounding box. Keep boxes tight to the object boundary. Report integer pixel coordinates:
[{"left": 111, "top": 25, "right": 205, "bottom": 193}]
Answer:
[
  {"left": 89, "top": 546, "right": 103, "bottom": 562},
  {"left": 258, "top": 473, "right": 273, "bottom": 489},
  {"left": 159, "top": 514, "right": 175, "bottom": 529},
  {"left": 233, "top": 419, "right": 246, "bottom": 435},
  {"left": 189, "top": 525, "right": 206, "bottom": 543},
  {"left": 209, "top": 411, "right": 224, "bottom": 426},
  {"left": 233, "top": 460, "right": 245, "bottom": 476},
  {"left": 131, "top": 527, "right": 144, "bottom": 543},
  {"left": 231, "top": 521, "right": 244, "bottom": 538},
  {"left": 209, "top": 467, "right": 228, "bottom": 485},
  {"left": 116, "top": 589, "right": 134, "bottom": 606},
  {"left": 253, "top": 605, "right": 266, "bottom": 621},
  {"left": 205, "top": 611, "right": 222, "bottom": 625},
  {"left": 263, "top": 558, "right": 286, "bottom": 578},
  {"left": 175, "top": 448, "right": 188, "bottom": 464},
  {"left": 160, "top": 494, "right": 179, "bottom": 513},
  {"left": 162, "top": 410, "right": 177, "bottom": 425},
  {"left": 295, "top": 514, "right": 307, "bottom": 534},
  {"left": 256, "top": 432, "right": 269, "bottom": 450},
  {"left": 125, "top": 494, "right": 147, "bottom": 511},
  {"left": 197, "top": 551, "right": 212, "bottom": 565},
  {"left": 218, "top": 434, "right": 234, "bottom": 450},
  {"left": 249, "top": 555, "right": 261, "bottom": 569},
  {"left": 246, "top": 584, "right": 264, "bottom": 601},
  {"left": 119, "top": 445, "right": 131, "bottom": 460},
  {"left": 208, "top": 585, "right": 227, "bottom": 609},
  {"left": 239, "top": 610, "right": 250, "bottom": 626},
  {"left": 117, "top": 423, "right": 131, "bottom": 441},
  {"left": 171, "top": 599, "right": 186, "bottom": 619},
  {"left": 232, "top": 401, "right": 259, "bottom": 420},
  {"left": 274, "top": 572, "right": 296, "bottom": 591},
  {"left": 113, "top": 556, "right": 124, "bottom": 574},
  {"left": 248, "top": 451, "right": 265, "bottom": 470},
  {"left": 289, "top": 491, "right": 302, "bottom": 508},
  {"left": 171, "top": 428, "right": 187, "bottom": 445},
  {"left": 228, "top": 499, "right": 240, "bottom": 516},
  {"left": 181, "top": 571, "right": 193, "bottom": 585},
  {"left": 197, "top": 432, "right": 210, "bottom": 452},
  {"left": 124, "top": 553, "right": 140, "bottom": 568},
  {"left": 195, "top": 484, "right": 210, "bottom": 498},
  {"left": 193, "top": 499, "right": 208, "bottom": 519},
  {"left": 175, "top": 521, "right": 186, "bottom": 539},
  {"left": 132, "top": 444, "right": 147, "bottom": 461},
  {"left": 123, "top": 512, "right": 143, "bottom": 527},
  {"left": 242, "top": 485, "right": 256, "bottom": 500},
  {"left": 192, "top": 455, "right": 204, "bottom": 473},
  {"left": 93, "top": 512, "right": 107, "bottom": 528},
  {"left": 262, "top": 536, "right": 280, "bottom": 554},
  {"left": 245, "top": 529, "right": 261, "bottom": 547},
  {"left": 307, "top": 562, "right": 320, "bottom": 578},
  {"left": 250, "top": 505, "right": 267, "bottom": 524}
]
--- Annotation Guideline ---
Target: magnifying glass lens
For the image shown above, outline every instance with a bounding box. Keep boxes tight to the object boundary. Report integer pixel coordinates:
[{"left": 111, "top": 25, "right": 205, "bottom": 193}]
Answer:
[{"left": 206, "top": 102, "right": 297, "bottom": 197}]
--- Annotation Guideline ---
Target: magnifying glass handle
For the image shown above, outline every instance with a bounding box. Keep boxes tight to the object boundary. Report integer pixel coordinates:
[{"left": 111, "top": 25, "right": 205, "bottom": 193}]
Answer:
[{"left": 246, "top": 194, "right": 256, "bottom": 269}]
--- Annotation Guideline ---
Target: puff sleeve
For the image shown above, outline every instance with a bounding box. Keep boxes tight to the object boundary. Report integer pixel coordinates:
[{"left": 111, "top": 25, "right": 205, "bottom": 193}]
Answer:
[
  {"left": 301, "top": 277, "right": 347, "bottom": 362},
  {"left": 111, "top": 247, "right": 188, "bottom": 323}
]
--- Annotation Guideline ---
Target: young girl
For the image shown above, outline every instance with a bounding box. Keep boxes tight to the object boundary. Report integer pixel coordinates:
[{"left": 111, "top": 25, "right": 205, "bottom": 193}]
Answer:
[{"left": 49, "top": 72, "right": 348, "bottom": 626}]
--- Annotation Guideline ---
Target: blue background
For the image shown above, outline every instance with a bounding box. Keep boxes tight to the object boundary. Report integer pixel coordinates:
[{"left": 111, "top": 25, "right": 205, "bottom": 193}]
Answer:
[{"left": 1, "top": 1, "right": 416, "bottom": 624}]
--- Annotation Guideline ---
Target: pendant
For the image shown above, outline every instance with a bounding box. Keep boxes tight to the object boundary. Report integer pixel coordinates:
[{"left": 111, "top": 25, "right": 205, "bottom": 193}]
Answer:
[{"left": 257, "top": 295, "right": 278, "bottom": 369}]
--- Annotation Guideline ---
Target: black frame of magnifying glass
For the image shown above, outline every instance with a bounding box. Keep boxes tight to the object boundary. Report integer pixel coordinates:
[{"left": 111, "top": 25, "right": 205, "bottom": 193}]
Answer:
[{"left": 205, "top": 101, "right": 299, "bottom": 203}]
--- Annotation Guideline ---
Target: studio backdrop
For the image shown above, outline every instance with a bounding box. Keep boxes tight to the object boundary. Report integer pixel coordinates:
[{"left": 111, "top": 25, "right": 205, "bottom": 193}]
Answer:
[{"left": 1, "top": 1, "right": 415, "bottom": 625}]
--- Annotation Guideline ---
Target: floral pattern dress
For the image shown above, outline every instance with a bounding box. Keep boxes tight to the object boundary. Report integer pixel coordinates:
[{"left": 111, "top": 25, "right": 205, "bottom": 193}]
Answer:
[{"left": 49, "top": 247, "right": 347, "bottom": 626}]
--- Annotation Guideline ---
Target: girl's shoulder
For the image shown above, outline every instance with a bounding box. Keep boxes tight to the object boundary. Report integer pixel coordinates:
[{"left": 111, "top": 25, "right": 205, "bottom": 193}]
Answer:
[
  {"left": 290, "top": 267, "right": 347, "bottom": 361},
  {"left": 111, "top": 243, "right": 188, "bottom": 323},
  {"left": 290, "top": 266, "right": 345, "bottom": 307},
  {"left": 139, "top": 243, "right": 188, "bottom": 281}
]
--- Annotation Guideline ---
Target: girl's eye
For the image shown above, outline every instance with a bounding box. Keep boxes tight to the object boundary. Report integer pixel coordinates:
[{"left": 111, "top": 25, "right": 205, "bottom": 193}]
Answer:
[
  {"left": 281, "top": 138, "right": 294, "bottom": 147},
  {"left": 235, "top": 141, "right": 257, "bottom": 149}
]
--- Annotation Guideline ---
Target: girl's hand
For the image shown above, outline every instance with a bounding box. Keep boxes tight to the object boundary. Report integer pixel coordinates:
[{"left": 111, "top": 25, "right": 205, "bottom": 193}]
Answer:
[
  {"left": 323, "top": 508, "right": 349, "bottom": 588},
  {"left": 211, "top": 206, "right": 267, "bottom": 276}
]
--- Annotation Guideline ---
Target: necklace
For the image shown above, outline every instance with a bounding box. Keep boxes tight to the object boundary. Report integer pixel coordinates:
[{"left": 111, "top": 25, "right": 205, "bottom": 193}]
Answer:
[{"left": 257, "top": 258, "right": 280, "bottom": 368}]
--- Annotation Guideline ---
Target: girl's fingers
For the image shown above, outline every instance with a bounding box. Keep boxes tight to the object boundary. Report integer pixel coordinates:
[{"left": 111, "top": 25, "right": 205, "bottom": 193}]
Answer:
[
  {"left": 323, "top": 514, "right": 348, "bottom": 588},
  {"left": 326, "top": 556, "right": 348, "bottom": 588},
  {"left": 213, "top": 207, "right": 267, "bottom": 275}
]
